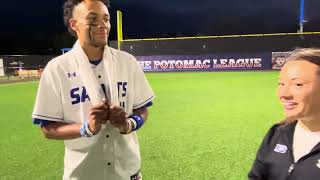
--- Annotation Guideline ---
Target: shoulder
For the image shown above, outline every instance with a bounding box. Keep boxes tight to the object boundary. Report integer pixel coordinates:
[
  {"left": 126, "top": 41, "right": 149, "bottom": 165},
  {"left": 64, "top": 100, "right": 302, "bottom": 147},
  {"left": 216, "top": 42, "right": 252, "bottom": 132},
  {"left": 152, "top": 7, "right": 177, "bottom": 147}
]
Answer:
[
  {"left": 42, "top": 51, "right": 75, "bottom": 80},
  {"left": 271, "top": 121, "right": 297, "bottom": 134},
  {"left": 109, "top": 47, "right": 137, "bottom": 64},
  {"left": 44, "top": 51, "right": 77, "bottom": 73},
  {"left": 262, "top": 121, "right": 296, "bottom": 145},
  {"left": 265, "top": 123, "right": 283, "bottom": 139},
  {"left": 45, "top": 51, "right": 73, "bottom": 70}
]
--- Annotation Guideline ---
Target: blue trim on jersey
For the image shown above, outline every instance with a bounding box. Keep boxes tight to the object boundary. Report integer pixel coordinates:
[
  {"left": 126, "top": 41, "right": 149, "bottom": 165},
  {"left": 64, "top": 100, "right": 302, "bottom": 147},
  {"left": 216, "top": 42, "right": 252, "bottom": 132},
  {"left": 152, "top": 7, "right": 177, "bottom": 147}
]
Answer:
[
  {"left": 33, "top": 118, "right": 53, "bottom": 127},
  {"left": 133, "top": 95, "right": 154, "bottom": 109},
  {"left": 32, "top": 114, "right": 64, "bottom": 121},
  {"left": 89, "top": 60, "right": 102, "bottom": 66},
  {"left": 145, "top": 101, "right": 153, "bottom": 108}
]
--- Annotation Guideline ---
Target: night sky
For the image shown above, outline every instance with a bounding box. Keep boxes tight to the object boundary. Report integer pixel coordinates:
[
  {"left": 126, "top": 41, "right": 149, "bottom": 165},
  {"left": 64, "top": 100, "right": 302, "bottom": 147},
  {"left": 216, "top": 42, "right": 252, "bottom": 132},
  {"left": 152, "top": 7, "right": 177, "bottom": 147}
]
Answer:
[{"left": 0, "top": 0, "right": 319, "bottom": 54}]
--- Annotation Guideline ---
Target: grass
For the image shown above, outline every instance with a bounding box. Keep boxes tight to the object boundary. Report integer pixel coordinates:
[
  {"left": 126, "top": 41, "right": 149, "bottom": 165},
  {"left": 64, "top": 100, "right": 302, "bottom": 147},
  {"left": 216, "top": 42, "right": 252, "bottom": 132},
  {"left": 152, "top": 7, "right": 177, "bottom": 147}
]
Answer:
[{"left": 0, "top": 71, "right": 283, "bottom": 180}]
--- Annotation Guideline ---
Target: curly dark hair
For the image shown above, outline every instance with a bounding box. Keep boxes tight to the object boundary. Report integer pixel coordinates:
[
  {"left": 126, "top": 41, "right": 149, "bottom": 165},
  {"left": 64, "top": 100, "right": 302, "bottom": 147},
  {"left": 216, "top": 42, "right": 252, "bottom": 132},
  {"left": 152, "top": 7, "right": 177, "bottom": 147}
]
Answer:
[{"left": 63, "top": 0, "right": 110, "bottom": 36}]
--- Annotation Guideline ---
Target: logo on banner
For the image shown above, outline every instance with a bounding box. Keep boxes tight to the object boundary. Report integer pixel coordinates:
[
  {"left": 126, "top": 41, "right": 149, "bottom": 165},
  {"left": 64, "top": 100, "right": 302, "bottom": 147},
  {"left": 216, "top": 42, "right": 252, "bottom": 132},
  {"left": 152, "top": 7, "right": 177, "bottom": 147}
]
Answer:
[{"left": 271, "top": 52, "right": 290, "bottom": 70}]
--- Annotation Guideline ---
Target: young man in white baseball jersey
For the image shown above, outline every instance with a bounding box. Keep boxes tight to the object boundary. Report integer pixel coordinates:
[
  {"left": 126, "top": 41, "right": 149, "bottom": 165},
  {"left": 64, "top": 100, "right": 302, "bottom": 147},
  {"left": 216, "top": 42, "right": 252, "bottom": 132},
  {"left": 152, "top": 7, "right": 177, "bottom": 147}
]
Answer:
[{"left": 32, "top": 0, "right": 154, "bottom": 179}]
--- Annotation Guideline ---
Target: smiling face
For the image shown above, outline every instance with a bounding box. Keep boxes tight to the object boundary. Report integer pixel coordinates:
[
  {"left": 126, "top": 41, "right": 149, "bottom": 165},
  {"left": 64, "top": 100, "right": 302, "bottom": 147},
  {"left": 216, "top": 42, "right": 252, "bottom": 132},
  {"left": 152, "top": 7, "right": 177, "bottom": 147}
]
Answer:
[
  {"left": 277, "top": 60, "right": 320, "bottom": 122},
  {"left": 275, "top": 56, "right": 286, "bottom": 66},
  {"left": 69, "top": 0, "right": 111, "bottom": 48}
]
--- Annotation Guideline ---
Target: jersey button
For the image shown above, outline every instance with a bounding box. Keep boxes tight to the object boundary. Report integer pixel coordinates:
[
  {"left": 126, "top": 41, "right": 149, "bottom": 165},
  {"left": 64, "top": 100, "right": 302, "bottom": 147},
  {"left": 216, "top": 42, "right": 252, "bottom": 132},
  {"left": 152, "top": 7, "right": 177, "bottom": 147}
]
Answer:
[
  {"left": 106, "top": 134, "right": 109, "bottom": 138},
  {"left": 107, "top": 162, "right": 111, "bottom": 166},
  {"left": 98, "top": 75, "right": 102, "bottom": 78}
]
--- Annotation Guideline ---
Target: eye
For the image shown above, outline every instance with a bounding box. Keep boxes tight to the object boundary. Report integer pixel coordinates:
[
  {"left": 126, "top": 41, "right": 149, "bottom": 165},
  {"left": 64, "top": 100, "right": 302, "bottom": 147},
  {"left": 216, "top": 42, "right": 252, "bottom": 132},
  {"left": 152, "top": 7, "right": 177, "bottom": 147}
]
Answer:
[
  {"left": 278, "top": 82, "right": 284, "bottom": 86},
  {"left": 103, "top": 16, "right": 110, "bottom": 22},
  {"left": 88, "top": 16, "right": 97, "bottom": 22},
  {"left": 295, "top": 83, "right": 303, "bottom": 87}
]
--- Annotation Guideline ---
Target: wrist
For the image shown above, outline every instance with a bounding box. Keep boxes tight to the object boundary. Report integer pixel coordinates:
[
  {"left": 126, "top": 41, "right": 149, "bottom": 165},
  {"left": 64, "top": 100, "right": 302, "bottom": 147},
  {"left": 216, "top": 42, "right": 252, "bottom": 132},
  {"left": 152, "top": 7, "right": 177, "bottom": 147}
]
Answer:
[
  {"left": 85, "top": 122, "right": 94, "bottom": 136},
  {"left": 119, "top": 119, "right": 133, "bottom": 134},
  {"left": 80, "top": 122, "right": 94, "bottom": 137},
  {"left": 129, "top": 114, "right": 145, "bottom": 131},
  {"left": 80, "top": 123, "right": 86, "bottom": 137}
]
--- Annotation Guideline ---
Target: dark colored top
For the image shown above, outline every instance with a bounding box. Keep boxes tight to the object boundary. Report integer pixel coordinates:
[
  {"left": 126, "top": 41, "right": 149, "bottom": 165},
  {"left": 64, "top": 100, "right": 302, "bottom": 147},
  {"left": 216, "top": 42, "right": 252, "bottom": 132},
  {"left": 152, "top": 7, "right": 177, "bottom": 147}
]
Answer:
[{"left": 248, "top": 121, "right": 320, "bottom": 180}]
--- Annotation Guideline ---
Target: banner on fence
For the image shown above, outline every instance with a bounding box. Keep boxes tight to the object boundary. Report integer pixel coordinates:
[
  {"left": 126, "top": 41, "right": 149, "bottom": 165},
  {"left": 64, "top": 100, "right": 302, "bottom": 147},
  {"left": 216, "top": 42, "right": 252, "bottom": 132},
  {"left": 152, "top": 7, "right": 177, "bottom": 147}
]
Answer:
[
  {"left": 136, "top": 53, "right": 272, "bottom": 72},
  {"left": 271, "top": 52, "right": 291, "bottom": 70}
]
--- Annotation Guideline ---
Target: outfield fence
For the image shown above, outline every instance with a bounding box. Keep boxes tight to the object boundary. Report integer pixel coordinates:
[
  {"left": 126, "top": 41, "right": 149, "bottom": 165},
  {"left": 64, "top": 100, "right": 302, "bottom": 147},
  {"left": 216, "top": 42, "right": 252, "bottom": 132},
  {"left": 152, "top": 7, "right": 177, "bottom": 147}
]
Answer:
[
  {"left": 116, "top": 33, "right": 318, "bottom": 72},
  {"left": 1, "top": 33, "right": 319, "bottom": 78}
]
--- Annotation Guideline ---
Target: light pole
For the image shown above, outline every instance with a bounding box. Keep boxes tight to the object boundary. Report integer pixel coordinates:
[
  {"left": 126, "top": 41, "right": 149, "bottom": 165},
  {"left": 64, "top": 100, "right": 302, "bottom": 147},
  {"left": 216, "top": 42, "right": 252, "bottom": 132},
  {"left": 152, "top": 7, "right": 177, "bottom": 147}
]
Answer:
[{"left": 299, "top": 0, "right": 307, "bottom": 33}]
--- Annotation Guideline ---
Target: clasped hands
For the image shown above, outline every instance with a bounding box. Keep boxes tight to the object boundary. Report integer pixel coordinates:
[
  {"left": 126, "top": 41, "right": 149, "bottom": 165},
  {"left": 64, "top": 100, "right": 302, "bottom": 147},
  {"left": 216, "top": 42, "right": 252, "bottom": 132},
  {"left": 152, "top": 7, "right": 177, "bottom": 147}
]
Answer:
[{"left": 87, "top": 99, "right": 131, "bottom": 134}]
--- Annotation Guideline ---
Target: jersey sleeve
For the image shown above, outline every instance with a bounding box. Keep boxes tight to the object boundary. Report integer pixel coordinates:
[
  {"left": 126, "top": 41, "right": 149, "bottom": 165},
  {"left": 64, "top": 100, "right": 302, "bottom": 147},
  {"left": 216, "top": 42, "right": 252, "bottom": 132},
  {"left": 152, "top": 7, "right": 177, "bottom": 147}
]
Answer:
[
  {"left": 32, "top": 62, "right": 64, "bottom": 122},
  {"left": 132, "top": 57, "right": 155, "bottom": 109}
]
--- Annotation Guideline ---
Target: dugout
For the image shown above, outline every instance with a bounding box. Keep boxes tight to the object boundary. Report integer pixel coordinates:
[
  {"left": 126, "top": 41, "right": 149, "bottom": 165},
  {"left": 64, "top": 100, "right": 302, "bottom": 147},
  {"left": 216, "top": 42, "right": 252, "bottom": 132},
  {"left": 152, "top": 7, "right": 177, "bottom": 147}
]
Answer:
[{"left": 0, "top": 55, "right": 54, "bottom": 78}]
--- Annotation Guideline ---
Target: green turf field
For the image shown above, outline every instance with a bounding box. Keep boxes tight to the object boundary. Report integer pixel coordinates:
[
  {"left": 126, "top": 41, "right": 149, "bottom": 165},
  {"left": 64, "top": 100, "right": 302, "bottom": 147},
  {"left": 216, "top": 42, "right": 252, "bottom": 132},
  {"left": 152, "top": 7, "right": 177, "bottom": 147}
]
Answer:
[{"left": 0, "top": 71, "right": 284, "bottom": 180}]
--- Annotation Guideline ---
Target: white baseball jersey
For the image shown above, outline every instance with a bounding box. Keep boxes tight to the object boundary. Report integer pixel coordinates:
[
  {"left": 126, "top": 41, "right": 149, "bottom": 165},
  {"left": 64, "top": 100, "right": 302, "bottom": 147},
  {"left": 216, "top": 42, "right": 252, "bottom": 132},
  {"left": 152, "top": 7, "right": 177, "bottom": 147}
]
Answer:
[{"left": 32, "top": 44, "right": 155, "bottom": 180}]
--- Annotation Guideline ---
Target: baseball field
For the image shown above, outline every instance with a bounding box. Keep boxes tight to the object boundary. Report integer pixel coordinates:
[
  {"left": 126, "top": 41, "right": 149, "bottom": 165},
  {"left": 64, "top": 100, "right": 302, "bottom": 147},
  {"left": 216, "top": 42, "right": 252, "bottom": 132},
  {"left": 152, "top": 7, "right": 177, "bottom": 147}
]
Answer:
[{"left": 0, "top": 71, "right": 283, "bottom": 180}]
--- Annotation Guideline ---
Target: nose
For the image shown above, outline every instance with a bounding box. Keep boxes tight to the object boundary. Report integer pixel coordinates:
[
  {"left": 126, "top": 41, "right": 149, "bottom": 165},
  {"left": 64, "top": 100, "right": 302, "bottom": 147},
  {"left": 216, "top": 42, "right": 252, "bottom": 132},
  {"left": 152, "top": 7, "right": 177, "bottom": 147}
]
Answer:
[
  {"left": 99, "top": 21, "right": 107, "bottom": 28},
  {"left": 97, "top": 18, "right": 109, "bottom": 29},
  {"left": 277, "top": 84, "right": 292, "bottom": 100}
]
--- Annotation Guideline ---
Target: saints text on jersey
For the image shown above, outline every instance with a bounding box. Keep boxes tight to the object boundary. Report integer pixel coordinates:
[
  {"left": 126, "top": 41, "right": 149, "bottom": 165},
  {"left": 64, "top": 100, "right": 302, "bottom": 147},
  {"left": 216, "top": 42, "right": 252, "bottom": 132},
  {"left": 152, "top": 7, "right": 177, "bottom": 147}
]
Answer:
[{"left": 70, "top": 82, "right": 128, "bottom": 108}]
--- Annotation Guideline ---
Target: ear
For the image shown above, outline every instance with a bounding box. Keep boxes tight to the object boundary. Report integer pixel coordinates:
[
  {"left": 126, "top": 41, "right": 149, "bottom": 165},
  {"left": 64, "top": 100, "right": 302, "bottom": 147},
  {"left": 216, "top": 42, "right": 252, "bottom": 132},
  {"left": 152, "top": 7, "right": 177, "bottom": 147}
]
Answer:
[{"left": 69, "top": 18, "right": 78, "bottom": 32}]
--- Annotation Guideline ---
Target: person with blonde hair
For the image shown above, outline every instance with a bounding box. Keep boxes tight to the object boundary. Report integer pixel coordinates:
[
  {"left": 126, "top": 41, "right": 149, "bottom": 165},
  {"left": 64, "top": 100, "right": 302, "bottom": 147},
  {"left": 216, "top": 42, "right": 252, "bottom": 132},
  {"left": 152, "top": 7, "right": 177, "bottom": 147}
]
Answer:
[{"left": 248, "top": 48, "right": 320, "bottom": 180}]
